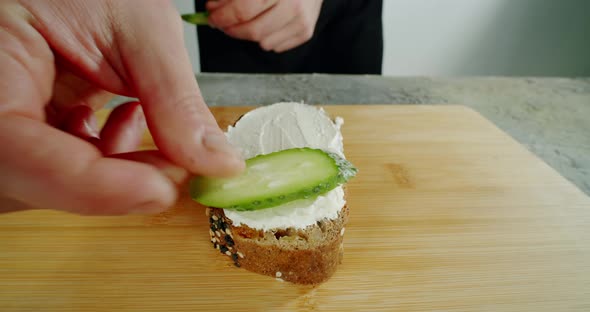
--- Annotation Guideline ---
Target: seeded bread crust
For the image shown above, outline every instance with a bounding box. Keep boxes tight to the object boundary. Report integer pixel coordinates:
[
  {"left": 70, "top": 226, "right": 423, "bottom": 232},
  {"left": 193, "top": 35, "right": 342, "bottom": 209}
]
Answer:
[{"left": 206, "top": 204, "right": 349, "bottom": 285}]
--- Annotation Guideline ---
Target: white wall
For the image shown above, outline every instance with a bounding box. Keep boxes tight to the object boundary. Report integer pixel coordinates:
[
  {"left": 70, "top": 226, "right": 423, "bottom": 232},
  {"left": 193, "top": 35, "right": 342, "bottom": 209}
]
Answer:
[
  {"left": 383, "top": 0, "right": 502, "bottom": 76},
  {"left": 175, "top": 0, "right": 590, "bottom": 76},
  {"left": 382, "top": 0, "right": 590, "bottom": 76},
  {"left": 174, "top": 0, "right": 200, "bottom": 73}
]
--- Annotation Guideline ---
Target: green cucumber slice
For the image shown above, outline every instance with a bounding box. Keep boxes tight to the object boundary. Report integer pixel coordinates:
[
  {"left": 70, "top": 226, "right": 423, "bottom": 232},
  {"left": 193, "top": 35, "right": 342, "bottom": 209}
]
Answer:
[
  {"left": 181, "top": 12, "right": 209, "bottom": 26},
  {"left": 190, "top": 148, "right": 357, "bottom": 211}
]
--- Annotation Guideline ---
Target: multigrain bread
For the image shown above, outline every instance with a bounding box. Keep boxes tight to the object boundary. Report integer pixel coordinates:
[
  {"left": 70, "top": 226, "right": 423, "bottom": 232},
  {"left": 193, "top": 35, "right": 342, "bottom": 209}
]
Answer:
[
  {"left": 206, "top": 203, "right": 349, "bottom": 285},
  {"left": 203, "top": 103, "right": 351, "bottom": 284}
]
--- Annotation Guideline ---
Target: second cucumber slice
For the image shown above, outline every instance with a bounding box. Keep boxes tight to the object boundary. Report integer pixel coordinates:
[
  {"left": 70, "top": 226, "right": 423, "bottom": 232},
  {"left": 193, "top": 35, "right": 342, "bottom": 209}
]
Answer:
[{"left": 190, "top": 148, "right": 357, "bottom": 211}]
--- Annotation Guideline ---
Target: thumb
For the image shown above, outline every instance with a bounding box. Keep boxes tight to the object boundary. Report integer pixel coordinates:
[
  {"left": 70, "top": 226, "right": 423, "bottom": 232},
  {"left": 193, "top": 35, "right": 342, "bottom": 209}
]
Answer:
[{"left": 112, "top": 1, "right": 244, "bottom": 177}]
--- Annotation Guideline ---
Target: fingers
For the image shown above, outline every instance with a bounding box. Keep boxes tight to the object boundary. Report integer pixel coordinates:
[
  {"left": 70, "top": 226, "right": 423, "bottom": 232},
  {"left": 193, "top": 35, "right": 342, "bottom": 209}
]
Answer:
[
  {"left": 208, "top": 0, "right": 322, "bottom": 53},
  {"left": 59, "top": 105, "right": 99, "bottom": 140},
  {"left": 113, "top": 1, "right": 244, "bottom": 177},
  {"left": 0, "top": 1, "right": 208, "bottom": 217},
  {"left": 51, "top": 68, "right": 115, "bottom": 113},
  {"left": 205, "top": 0, "right": 229, "bottom": 11},
  {"left": 207, "top": 0, "right": 278, "bottom": 29},
  {"left": 111, "top": 150, "right": 189, "bottom": 185},
  {"left": 20, "top": 0, "right": 131, "bottom": 97},
  {"left": 19, "top": 1, "right": 244, "bottom": 177},
  {"left": 57, "top": 102, "right": 146, "bottom": 155},
  {"left": 0, "top": 197, "right": 34, "bottom": 214},
  {"left": 263, "top": 0, "right": 322, "bottom": 52},
  {"left": 223, "top": 0, "right": 295, "bottom": 42},
  {"left": 47, "top": 68, "right": 117, "bottom": 128},
  {"left": 0, "top": 115, "right": 177, "bottom": 216},
  {"left": 272, "top": 31, "right": 312, "bottom": 53},
  {"left": 258, "top": 19, "right": 302, "bottom": 52},
  {"left": 99, "top": 102, "right": 146, "bottom": 155},
  {"left": 0, "top": 3, "right": 53, "bottom": 120}
]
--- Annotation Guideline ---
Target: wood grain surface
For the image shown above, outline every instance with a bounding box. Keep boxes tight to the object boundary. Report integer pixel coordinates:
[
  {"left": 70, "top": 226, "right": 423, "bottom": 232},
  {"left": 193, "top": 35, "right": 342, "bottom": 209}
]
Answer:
[{"left": 1, "top": 105, "right": 589, "bottom": 311}]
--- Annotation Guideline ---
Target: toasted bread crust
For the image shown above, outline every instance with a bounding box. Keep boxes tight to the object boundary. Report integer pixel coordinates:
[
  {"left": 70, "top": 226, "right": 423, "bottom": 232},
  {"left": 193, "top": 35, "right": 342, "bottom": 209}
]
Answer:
[{"left": 207, "top": 205, "right": 349, "bottom": 284}]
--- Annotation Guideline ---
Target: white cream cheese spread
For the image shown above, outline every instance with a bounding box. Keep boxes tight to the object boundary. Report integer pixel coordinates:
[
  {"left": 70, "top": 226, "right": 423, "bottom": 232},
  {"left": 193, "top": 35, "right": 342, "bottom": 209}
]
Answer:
[{"left": 224, "top": 102, "right": 346, "bottom": 231}]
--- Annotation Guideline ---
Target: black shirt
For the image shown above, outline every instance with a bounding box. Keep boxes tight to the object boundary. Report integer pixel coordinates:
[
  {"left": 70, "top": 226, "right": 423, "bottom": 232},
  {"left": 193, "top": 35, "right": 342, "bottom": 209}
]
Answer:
[{"left": 195, "top": 0, "right": 383, "bottom": 74}]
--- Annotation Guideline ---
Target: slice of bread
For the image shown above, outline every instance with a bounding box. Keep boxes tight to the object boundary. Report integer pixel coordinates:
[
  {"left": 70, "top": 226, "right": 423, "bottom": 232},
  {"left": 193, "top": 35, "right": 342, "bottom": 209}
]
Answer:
[
  {"left": 204, "top": 103, "right": 350, "bottom": 284},
  {"left": 206, "top": 202, "right": 349, "bottom": 284}
]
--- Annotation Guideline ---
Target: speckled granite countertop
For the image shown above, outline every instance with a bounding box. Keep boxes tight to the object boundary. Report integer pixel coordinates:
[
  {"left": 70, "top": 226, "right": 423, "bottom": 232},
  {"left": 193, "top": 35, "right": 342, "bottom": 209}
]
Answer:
[{"left": 111, "top": 74, "right": 590, "bottom": 196}]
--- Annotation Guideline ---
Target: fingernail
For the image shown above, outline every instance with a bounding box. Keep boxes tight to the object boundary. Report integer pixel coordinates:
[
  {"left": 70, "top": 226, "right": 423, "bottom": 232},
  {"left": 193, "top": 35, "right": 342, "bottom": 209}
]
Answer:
[
  {"left": 128, "top": 200, "right": 167, "bottom": 215},
  {"left": 202, "top": 130, "right": 243, "bottom": 160},
  {"left": 161, "top": 166, "right": 189, "bottom": 185},
  {"left": 135, "top": 106, "right": 147, "bottom": 132},
  {"left": 84, "top": 114, "right": 100, "bottom": 138}
]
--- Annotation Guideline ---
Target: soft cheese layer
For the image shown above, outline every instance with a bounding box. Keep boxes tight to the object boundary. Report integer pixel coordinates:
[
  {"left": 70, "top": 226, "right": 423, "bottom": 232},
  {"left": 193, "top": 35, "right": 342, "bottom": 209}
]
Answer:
[{"left": 224, "top": 102, "right": 346, "bottom": 231}]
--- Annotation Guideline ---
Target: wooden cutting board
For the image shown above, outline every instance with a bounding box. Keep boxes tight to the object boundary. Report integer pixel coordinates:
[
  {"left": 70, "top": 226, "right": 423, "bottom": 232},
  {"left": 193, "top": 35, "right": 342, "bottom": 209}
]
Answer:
[{"left": 1, "top": 105, "right": 589, "bottom": 311}]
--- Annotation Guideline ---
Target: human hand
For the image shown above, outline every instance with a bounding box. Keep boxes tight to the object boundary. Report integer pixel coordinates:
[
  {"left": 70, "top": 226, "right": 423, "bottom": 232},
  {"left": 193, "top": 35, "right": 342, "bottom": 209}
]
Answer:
[
  {"left": 206, "top": 0, "right": 323, "bottom": 53},
  {"left": 0, "top": 0, "right": 244, "bottom": 215}
]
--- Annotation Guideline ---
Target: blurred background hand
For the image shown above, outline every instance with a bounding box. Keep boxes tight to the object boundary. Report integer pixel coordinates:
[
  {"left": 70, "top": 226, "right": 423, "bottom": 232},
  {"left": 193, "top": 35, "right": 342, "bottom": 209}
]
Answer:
[{"left": 206, "top": 0, "right": 323, "bottom": 53}]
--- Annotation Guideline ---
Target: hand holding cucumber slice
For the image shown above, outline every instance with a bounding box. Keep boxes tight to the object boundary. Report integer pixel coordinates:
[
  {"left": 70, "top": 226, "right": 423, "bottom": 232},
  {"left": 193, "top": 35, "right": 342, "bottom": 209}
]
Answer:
[{"left": 190, "top": 148, "right": 357, "bottom": 211}]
